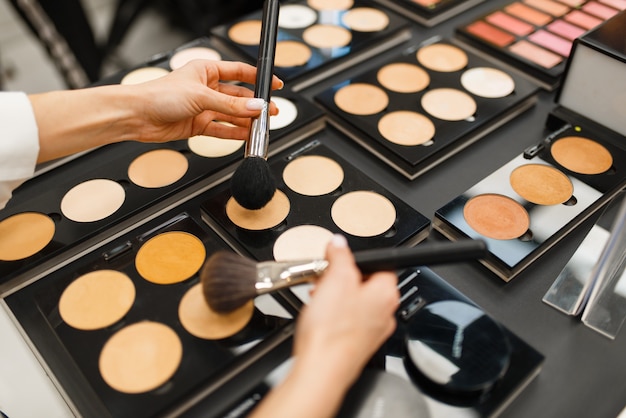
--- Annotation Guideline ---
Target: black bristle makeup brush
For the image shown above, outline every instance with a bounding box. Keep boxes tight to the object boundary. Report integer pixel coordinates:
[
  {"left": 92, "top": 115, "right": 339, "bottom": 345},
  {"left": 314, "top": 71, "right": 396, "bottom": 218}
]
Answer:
[
  {"left": 230, "top": 0, "right": 280, "bottom": 210},
  {"left": 201, "top": 239, "right": 488, "bottom": 313}
]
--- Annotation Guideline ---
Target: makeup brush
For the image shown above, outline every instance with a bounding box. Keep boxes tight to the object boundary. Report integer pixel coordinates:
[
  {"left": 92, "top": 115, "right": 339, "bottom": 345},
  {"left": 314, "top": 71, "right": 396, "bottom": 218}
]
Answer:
[
  {"left": 230, "top": 0, "right": 280, "bottom": 210},
  {"left": 201, "top": 239, "right": 488, "bottom": 313}
]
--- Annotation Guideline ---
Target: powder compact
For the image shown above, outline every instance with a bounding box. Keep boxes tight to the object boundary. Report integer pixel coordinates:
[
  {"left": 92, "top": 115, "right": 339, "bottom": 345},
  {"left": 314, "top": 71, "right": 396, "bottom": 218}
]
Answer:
[
  {"left": 4, "top": 200, "right": 298, "bottom": 418},
  {"left": 433, "top": 14, "right": 626, "bottom": 281},
  {"left": 315, "top": 37, "right": 539, "bottom": 179},
  {"left": 374, "top": 0, "right": 486, "bottom": 27},
  {"left": 209, "top": 0, "right": 413, "bottom": 91},
  {"left": 200, "top": 129, "right": 430, "bottom": 262},
  {"left": 0, "top": 39, "right": 324, "bottom": 290},
  {"left": 455, "top": 0, "right": 625, "bottom": 90},
  {"left": 379, "top": 267, "right": 544, "bottom": 416}
]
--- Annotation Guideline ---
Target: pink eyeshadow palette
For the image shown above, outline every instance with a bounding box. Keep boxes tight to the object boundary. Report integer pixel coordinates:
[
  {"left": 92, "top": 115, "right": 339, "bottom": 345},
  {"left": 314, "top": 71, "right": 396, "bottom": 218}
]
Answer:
[
  {"left": 455, "top": 0, "right": 624, "bottom": 90},
  {"left": 4, "top": 207, "right": 298, "bottom": 417},
  {"left": 372, "top": 0, "right": 486, "bottom": 27},
  {"left": 209, "top": 0, "right": 413, "bottom": 92},
  {"left": 314, "top": 38, "right": 539, "bottom": 180}
]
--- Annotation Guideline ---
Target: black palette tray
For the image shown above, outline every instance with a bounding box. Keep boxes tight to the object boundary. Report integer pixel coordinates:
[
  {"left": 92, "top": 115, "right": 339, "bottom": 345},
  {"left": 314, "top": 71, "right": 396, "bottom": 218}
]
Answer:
[
  {"left": 373, "top": 0, "right": 485, "bottom": 27},
  {"left": 200, "top": 128, "right": 431, "bottom": 261},
  {"left": 5, "top": 199, "right": 298, "bottom": 418},
  {"left": 315, "top": 37, "right": 539, "bottom": 180},
  {"left": 210, "top": 0, "right": 413, "bottom": 91}
]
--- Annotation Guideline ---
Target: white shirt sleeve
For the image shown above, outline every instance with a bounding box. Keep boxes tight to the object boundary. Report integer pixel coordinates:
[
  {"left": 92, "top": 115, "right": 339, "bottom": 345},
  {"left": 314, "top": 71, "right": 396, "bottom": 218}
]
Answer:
[{"left": 0, "top": 92, "right": 40, "bottom": 210}]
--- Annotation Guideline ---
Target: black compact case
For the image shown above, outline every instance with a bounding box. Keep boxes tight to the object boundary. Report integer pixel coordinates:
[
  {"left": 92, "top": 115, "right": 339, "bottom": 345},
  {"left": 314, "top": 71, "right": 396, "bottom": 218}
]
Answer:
[
  {"left": 0, "top": 40, "right": 324, "bottom": 291},
  {"left": 373, "top": 0, "right": 485, "bottom": 27},
  {"left": 4, "top": 197, "right": 298, "bottom": 418},
  {"left": 315, "top": 37, "right": 539, "bottom": 180},
  {"left": 434, "top": 13, "right": 626, "bottom": 281},
  {"left": 210, "top": 0, "right": 413, "bottom": 92},
  {"left": 373, "top": 267, "right": 544, "bottom": 417},
  {"left": 200, "top": 128, "right": 431, "bottom": 261}
]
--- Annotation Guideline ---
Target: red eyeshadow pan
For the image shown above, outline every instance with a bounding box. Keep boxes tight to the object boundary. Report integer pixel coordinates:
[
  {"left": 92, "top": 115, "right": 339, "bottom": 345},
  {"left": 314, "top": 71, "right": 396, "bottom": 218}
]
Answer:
[
  {"left": 546, "top": 19, "right": 586, "bottom": 40},
  {"left": 582, "top": 1, "right": 620, "bottom": 18},
  {"left": 466, "top": 21, "right": 516, "bottom": 47},
  {"left": 528, "top": 29, "right": 572, "bottom": 56},
  {"left": 564, "top": 9, "right": 603, "bottom": 29},
  {"left": 505, "top": 2, "right": 553, "bottom": 25},
  {"left": 486, "top": 11, "right": 535, "bottom": 36}
]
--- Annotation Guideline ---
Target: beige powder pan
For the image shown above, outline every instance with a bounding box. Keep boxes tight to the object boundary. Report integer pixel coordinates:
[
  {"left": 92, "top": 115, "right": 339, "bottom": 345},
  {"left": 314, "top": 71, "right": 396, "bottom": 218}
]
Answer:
[
  {"left": 307, "top": 0, "right": 354, "bottom": 10},
  {"left": 61, "top": 179, "right": 126, "bottom": 223},
  {"left": 169, "top": 47, "right": 222, "bottom": 70},
  {"left": 377, "top": 62, "right": 430, "bottom": 93},
  {"left": 378, "top": 111, "right": 435, "bottom": 146},
  {"left": 275, "top": 40, "right": 312, "bottom": 67},
  {"left": 421, "top": 88, "right": 477, "bottom": 121},
  {"left": 228, "top": 20, "right": 262, "bottom": 45},
  {"left": 416, "top": 43, "right": 468, "bottom": 72},
  {"left": 464, "top": 193, "right": 530, "bottom": 240},
  {"left": 0, "top": 212, "right": 55, "bottom": 261},
  {"left": 550, "top": 136, "right": 613, "bottom": 175},
  {"left": 331, "top": 191, "right": 396, "bottom": 237},
  {"left": 282, "top": 155, "right": 344, "bottom": 196},
  {"left": 226, "top": 189, "right": 290, "bottom": 230},
  {"left": 99, "top": 321, "right": 182, "bottom": 394},
  {"left": 342, "top": 7, "right": 390, "bottom": 32},
  {"left": 273, "top": 225, "right": 334, "bottom": 261},
  {"left": 135, "top": 231, "right": 206, "bottom": 284},
  {"left": 334, "top": 83, "right": 389, "bottom": 116},
  {"left": 59, "top": 270, "right": 135, "bottom": 330},
  {"left": 188, "top": 131, "right": 244, "bottom": 158},
  {"left": 302, "top": 24, "right": 352, "bottom": 49},
  {"left": 510, "top": 164, "right": 573, "bottom": 205},
  {"left": 178, "top": 283, "right": 254, "bottom": 340},
  {"left": 128, "top": 149, "right": 189, "bottom": 188}
]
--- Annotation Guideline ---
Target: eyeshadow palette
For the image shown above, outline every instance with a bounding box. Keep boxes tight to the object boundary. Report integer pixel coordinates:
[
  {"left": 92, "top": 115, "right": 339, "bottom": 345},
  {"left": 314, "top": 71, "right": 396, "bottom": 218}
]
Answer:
[
  {"left": 375, "top": 267, "right": 544, "bottom": 417},
  {"left": 373, "top": 0, "right": 485, "bottom": 27},
  {"left": 200, "top": 129, "right": 431, "bottom": 262},
  {"left": 0, "top": 40, "right": 325, "bottom": 290},
  {"left": 314, "top": 37, "right": 539, "bottom": 180},
  {"left": 455, "top": 0, "right": 625, "bottom": 90},
  {"left": 3, "top": 200, "right": 299, "bottom": 418},
  {"left": 209, "top": 0, "right": 413, "bottom": 91}
]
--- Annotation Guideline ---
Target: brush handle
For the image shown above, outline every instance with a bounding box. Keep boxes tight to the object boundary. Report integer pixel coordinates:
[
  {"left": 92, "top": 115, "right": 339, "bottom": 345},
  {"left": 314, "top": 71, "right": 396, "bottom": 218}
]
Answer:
[
  {"left": 246, "top": 0, "right": 280, "bottom": 159},
  {"left": 354, "top": 239, "right": 488, "bottom": 273}
]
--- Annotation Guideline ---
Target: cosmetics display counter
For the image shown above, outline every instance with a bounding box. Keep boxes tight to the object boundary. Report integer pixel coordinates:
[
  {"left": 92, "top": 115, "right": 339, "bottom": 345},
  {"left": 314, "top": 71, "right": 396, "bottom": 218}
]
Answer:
[{"left": 1, "top": 1, "right": 626, "bottom": 417}]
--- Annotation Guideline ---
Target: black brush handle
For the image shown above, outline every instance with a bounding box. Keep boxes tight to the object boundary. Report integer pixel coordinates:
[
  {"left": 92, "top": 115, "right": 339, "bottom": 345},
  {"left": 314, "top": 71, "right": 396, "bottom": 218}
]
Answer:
[
  {"left": 353, "top": 239, "right": 488, "bottom": 273},
  {"left": 255, "top": 0, "right": 280, "bottom": 101}
]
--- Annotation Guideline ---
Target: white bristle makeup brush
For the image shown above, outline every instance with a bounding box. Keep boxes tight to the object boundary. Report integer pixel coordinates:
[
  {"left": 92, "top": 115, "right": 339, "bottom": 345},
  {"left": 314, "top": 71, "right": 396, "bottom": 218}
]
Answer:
[
  {"left": 230, "top": 0, "right": 280, "bottom": 210},
  {"left": 200, "top": 239, "right": 488, "bottom": 313}
]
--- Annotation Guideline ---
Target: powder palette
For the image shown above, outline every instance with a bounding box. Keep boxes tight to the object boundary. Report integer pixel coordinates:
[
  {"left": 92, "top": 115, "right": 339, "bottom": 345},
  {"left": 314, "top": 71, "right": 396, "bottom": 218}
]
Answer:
[
  {"left": 375, "top": 267, "right": 544, "bottom": 417},
  {"left": 200, "top": 130, "right": 430, "bottom": 262},
  {"left": 455, "top": 0, "right": 625, "bottom": 90},
  {"left": 434, "top": 12, "right": 626, "bottom": 281},
  {"left": 209, "top": 0, "right": 413, "bottom": 91},
  {"left": 373, "top": 0, "right": 485, "bottom": 27},
  {"left": 315, "top": 38, "right": 539, "bottom": 180},
  {"left": 4, "top": 204, "right": 298, "bottom": 418},
  {"left": 0, "top": 74, "right": 324, "bottom": 291}
]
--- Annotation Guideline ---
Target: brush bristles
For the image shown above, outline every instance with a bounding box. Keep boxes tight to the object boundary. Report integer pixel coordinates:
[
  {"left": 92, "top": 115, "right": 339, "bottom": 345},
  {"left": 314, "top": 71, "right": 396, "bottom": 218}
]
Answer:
[
  {"left": 230, "top": 157, "right": 277, "bottom": 210},
  {"left": 201, "top": 251, "right": 259, "bottom": 313}
]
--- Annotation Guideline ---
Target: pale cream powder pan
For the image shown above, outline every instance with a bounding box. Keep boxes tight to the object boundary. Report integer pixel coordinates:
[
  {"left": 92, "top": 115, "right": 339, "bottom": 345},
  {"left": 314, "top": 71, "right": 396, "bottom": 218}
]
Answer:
[
  {"left": 169, "top": 47, "right": 222, "bottom": 70},
  {"left": 120, "top": 67, "right": 169, "bottom": 85},
  {"left": 331, "top": 191, "right": 396, "bottom": 237},
  {"left": 273, "top": 224, "right": 334, "bottom": 261},
  {"left": 282, "top": 155, "right": 344, "bottom": 196},
  {"left": 60, "top": 179, "right": 125, "bottom": 223}
]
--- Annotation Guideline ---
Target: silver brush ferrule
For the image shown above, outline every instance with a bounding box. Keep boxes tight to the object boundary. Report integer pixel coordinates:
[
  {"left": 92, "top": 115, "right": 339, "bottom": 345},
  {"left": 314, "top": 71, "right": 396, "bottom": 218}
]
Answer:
[
  {"left": 245, "top": 102, "right": 270, "bottom": 158},
  {"left": 255, "top": 259, "right": 330, "bottom": 294}
]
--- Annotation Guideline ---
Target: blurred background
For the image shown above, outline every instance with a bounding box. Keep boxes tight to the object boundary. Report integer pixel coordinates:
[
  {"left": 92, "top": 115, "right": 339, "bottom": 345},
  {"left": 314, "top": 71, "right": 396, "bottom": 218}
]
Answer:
[{"left": 0, "top": 0, "right": 263, "bottom": 93}]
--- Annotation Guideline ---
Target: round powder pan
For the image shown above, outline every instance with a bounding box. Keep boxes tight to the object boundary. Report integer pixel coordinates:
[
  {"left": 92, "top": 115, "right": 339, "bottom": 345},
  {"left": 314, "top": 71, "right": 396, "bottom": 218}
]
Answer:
[
  {"left": 200, "top": 133, "right": 430, "bottom": 262},
  {"left": 314, "top": 38, "right": 539, "bottom": 180},
  {"left": 402, "top": 300, "right": 512, "bottom": 405}
]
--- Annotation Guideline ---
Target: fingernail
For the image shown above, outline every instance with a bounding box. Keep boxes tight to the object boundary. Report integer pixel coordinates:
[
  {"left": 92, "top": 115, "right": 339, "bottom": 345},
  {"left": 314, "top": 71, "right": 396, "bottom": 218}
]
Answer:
[
  {"left": 246, "top": 98, "right": 265, "bottom": 110},
  {"left": 277, "top": 79, "right": 285, "bottom": 90},
  {"left": 331, "top": 234, "right": 348, "bottom": 248}
]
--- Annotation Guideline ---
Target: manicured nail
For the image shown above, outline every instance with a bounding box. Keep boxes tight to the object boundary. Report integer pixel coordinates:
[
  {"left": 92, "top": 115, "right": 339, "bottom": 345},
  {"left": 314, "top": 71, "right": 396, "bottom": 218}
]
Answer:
[
  {"left": 277, "top": 78, "right": 285, "bottom": 90},
  {"left": 331, "top": 234, "right": 348, "bottom": 248},
  {"left": 246, "top": 98, "right": 265, "bottom": 110}
]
